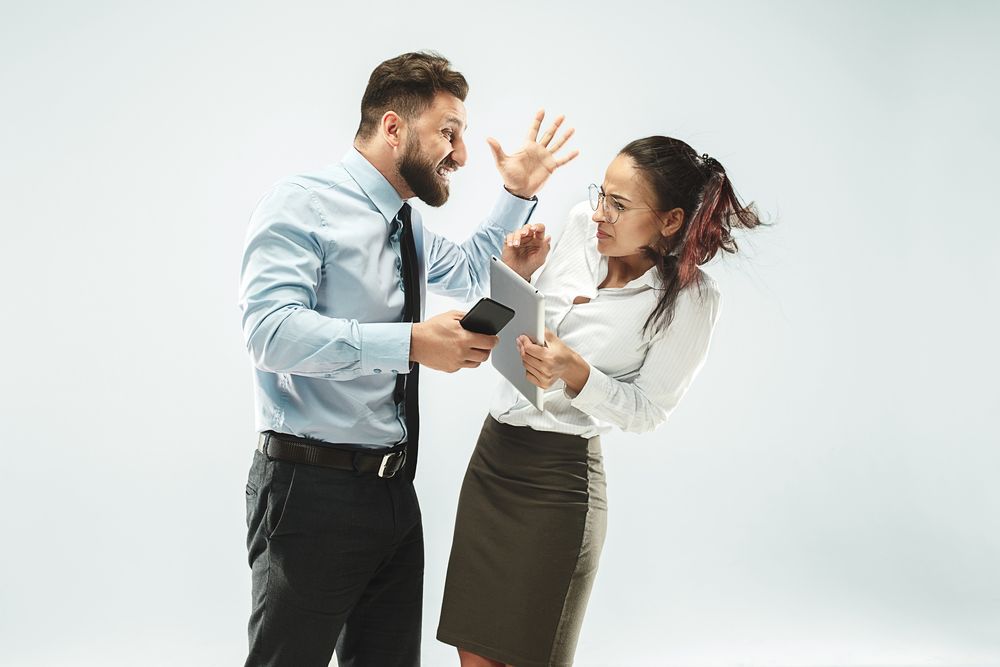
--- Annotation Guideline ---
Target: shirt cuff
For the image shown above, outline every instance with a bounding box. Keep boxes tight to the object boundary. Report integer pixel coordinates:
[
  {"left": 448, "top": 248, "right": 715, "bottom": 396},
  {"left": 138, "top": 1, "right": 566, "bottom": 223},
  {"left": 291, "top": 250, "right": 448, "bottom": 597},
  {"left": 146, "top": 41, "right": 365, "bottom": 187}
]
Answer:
[
  {"left": 359, "top": 322, "right": 412, "bottom": 375},
  {"left": 567, "top": 363, "right": 611, "bottom": 411},
  {"left": 489, "top": 188, "right": 538, "bottom": 232}
]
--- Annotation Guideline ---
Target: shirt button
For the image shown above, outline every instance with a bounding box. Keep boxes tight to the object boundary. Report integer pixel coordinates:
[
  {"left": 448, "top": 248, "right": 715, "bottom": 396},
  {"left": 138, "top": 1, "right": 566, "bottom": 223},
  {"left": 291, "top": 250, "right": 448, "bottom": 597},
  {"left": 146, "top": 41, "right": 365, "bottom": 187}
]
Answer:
[
  {"left": 391, "top": 369, "right": 398, "bottom": 374},
  {"left": 374, "top": 368, "right": 382, "bottom": 374}
]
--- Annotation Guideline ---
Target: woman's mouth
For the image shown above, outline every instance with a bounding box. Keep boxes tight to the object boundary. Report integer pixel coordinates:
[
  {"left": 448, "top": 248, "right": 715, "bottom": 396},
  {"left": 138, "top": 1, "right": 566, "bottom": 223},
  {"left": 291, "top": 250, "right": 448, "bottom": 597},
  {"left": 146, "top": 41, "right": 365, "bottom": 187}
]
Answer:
[{"left": 596, "top": 229, "right": 611, "bottom": 239}]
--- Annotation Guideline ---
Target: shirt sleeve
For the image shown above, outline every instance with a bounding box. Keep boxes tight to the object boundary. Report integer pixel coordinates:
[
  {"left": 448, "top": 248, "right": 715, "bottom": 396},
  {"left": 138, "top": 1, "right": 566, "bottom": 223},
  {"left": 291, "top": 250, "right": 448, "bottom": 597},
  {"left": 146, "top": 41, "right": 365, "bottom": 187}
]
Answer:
[
  {"left": 567, "top": 284, "right": 722, "bottom": 433},
  {"left": 239, "top": 183, "right": 411, "bottom": 378},
  {"left": 424, "top": 189, "right": 537, "bottom": 300}
]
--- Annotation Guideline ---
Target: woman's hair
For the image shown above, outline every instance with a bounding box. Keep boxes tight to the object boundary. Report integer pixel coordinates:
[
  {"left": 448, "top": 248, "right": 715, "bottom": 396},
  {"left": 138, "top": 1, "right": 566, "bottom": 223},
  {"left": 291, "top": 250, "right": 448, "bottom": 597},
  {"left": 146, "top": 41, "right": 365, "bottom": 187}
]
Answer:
[{"left": 618, "top": 136, "right": 763, "bottom": 334}]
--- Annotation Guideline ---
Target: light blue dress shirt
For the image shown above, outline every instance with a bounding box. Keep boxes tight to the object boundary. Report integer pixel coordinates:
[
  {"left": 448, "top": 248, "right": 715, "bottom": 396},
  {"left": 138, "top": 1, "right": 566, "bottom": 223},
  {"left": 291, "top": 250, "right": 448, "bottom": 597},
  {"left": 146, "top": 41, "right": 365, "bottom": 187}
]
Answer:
[{"left": 239, "top": 148, "right": 537, "bottom": 449}]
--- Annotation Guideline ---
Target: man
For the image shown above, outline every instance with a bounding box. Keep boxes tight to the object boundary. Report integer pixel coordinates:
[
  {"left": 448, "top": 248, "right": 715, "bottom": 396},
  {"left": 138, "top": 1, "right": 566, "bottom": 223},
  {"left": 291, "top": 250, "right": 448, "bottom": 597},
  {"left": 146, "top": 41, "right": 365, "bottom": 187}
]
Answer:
[{"left": 238, "top": 51, "right": 577, "bottom": 667}]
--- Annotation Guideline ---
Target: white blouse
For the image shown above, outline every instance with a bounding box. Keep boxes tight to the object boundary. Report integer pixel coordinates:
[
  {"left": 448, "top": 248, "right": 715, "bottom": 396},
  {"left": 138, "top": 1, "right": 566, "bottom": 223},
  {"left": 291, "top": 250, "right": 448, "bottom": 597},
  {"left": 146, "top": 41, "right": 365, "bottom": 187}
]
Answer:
[{"left": 489, "top": 201, "right": 722, "bottom": 438}]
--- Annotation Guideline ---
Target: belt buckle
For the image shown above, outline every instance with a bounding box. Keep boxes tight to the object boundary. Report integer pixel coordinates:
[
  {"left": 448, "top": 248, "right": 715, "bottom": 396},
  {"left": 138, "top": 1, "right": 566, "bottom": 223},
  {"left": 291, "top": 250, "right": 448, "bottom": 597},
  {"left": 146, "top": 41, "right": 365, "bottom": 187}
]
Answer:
[{"left": 378, "top": 450, "right": 406, "bottom": 478}]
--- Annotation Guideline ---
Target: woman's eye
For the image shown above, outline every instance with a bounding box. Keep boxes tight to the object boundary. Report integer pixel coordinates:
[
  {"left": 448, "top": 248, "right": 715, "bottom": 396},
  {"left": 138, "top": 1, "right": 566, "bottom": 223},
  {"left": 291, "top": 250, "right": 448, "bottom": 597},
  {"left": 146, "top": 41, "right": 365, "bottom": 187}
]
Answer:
[{"left": 612, "top": 200, "right": 626, "bottom": 211}]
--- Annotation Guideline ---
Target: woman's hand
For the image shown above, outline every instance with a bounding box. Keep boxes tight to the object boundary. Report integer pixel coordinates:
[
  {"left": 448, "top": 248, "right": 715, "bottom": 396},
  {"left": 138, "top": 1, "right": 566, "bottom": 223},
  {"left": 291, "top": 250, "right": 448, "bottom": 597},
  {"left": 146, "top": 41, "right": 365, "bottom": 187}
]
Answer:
[
  {"left": 502, "top": 223, "right": 551, "bottom": 281},
  {"left": 488, "top": 110, "right": 579, "bottom": 199},
  {"left": 517, "top": 329, "right": 591, "bottom": 394}
]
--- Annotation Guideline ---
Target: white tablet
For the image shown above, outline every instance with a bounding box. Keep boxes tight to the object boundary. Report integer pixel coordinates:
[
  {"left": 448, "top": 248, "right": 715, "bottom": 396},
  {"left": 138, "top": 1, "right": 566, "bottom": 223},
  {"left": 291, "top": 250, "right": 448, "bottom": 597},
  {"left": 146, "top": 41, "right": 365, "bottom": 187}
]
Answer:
[{"left": 490, "top": 256, "right": 545, "bottom": 411}]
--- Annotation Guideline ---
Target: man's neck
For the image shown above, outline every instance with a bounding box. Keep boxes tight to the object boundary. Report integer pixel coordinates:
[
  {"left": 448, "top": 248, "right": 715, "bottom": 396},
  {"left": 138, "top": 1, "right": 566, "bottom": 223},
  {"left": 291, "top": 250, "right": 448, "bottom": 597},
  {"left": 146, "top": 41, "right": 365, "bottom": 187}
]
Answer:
[{"left": 353, "top": 140, "right": 412, "bottom": 199}]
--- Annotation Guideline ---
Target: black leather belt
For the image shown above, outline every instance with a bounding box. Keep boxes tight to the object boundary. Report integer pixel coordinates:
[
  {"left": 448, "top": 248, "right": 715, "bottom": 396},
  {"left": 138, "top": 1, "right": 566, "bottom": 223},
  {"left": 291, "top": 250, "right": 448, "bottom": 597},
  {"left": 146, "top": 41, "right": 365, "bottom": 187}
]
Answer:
[{"left": 257, "top": 431, "right": 407, "bottom": 478}]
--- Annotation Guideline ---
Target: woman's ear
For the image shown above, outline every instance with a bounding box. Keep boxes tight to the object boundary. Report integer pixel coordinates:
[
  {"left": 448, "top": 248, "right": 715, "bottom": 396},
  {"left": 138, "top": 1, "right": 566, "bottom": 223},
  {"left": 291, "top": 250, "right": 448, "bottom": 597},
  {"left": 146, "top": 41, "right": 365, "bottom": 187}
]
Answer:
[{"left": 661, "top": 208, "right": 685, "bottom": 237}]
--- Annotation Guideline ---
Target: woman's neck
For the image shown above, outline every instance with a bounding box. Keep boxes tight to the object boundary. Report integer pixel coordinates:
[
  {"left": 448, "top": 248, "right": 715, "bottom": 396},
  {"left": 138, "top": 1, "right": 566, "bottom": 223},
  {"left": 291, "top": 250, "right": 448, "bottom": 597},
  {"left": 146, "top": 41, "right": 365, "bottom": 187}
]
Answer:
[{"left": 600, "top": 253, "right": 655, "bottom": 289}]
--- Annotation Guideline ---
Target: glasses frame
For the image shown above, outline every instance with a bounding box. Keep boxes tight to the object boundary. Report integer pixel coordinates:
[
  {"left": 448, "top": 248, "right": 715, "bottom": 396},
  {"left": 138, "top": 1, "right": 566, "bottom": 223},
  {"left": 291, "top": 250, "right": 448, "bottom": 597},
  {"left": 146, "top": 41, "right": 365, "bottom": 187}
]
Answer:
[{"left": 588, "top": 183, "right": 661, "bottom": 224}]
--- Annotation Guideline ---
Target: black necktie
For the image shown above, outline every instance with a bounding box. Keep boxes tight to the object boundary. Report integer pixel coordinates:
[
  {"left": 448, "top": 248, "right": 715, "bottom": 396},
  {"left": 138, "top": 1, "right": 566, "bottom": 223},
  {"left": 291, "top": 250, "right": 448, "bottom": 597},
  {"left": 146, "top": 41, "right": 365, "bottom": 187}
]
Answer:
[{"left": 395, "top": 203, "right": 421, "bottom": 480}]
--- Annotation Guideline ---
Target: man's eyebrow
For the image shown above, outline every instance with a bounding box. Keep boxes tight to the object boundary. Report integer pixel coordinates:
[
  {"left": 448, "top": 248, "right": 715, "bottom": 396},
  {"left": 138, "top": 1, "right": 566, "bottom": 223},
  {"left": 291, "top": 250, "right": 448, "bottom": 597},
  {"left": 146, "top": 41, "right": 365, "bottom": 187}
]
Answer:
[{"left": 443, "top": 115, "right": 467, "bottom": 130}]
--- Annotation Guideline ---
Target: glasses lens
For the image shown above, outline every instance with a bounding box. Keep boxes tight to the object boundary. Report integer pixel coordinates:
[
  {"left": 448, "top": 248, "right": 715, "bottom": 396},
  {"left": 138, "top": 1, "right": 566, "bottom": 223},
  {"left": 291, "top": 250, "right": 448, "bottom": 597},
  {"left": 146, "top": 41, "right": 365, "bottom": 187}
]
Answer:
[
  {"left": 588, "top": 184, "right": 600, "bottom": 211},
  {"left": 601, "top": 192, "right": 620, "bottom": 223}
]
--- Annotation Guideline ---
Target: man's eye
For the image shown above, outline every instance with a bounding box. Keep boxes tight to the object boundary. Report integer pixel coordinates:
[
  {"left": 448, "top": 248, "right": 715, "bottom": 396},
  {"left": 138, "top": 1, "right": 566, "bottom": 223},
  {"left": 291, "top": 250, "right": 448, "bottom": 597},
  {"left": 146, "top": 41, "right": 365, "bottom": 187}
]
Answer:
[{"left": 443, "top": 130, "right": 454, "bottom": 140}]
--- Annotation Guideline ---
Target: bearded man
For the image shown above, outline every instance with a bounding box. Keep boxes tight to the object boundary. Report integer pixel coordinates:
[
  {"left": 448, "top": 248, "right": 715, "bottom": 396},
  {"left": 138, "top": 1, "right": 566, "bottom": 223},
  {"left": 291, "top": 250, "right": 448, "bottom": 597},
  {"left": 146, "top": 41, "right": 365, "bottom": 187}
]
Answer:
[{"left": 237, "top": 51, "right": 577, "bottom": 667}]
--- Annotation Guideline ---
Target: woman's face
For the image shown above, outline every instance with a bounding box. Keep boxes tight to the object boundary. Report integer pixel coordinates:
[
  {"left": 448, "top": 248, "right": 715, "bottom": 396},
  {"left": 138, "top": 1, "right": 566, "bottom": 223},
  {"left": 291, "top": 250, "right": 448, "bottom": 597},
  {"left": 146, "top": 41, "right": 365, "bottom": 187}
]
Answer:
[{"left": 592, "top": 154, "right": 669, "bottom": 258}]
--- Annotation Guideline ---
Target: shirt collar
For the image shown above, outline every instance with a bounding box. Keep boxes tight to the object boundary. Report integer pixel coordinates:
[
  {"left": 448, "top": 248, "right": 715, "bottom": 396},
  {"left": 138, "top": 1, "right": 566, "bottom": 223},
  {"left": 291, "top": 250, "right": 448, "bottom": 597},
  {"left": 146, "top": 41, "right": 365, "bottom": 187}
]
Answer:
[
  {"left": 633, "top": 265, "right": 662, "bottom": 289},
  {"left": 341, "top": 147, "right": 406, "bottom": 224}
]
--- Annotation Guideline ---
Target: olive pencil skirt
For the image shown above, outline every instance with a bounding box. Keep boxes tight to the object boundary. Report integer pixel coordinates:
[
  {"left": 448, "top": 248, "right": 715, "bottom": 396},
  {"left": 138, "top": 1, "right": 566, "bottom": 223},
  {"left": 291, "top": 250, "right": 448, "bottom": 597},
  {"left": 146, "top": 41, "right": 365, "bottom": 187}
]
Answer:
[{"left": 438, "top": 415, "right": 608, "bottom": 667}]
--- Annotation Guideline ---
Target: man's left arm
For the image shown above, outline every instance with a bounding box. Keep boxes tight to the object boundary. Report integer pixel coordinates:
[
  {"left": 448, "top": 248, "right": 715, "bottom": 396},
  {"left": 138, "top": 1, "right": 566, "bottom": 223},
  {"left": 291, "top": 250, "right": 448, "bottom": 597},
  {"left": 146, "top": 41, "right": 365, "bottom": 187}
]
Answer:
[{"left": 424, "top": 190, "right": 536, "bottom": 300}]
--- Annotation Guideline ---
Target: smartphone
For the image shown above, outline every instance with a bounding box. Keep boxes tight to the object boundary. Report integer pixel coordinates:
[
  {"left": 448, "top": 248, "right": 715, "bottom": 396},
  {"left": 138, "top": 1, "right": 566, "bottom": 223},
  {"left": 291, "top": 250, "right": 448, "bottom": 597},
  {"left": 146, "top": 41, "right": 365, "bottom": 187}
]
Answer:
[{"left": 459, "top": 297, "right": 516, "bottom": 335}]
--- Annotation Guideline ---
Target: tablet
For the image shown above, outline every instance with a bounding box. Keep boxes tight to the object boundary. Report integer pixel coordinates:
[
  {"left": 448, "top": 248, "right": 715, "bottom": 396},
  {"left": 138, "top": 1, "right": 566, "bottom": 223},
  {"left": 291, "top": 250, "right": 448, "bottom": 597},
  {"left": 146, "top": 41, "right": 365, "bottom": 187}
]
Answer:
[{"left": 490, "top": 256, "right": 545, "bottom": 411}]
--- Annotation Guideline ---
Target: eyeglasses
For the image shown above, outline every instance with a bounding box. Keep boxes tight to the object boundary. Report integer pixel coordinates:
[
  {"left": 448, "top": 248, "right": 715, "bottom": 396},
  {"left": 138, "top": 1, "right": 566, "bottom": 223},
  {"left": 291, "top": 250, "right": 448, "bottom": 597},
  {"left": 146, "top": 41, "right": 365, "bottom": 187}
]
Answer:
[{"left": 588, "top": 184, "right": 659, "bottom": 224}]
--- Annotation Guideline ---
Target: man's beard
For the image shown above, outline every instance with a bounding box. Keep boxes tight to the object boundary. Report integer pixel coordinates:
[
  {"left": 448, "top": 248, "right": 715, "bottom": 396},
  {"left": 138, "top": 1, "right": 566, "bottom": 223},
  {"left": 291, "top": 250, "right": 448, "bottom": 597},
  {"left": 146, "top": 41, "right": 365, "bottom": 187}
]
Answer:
[{"left": 398, "top": 134, "right": 456, "bottom": 208}]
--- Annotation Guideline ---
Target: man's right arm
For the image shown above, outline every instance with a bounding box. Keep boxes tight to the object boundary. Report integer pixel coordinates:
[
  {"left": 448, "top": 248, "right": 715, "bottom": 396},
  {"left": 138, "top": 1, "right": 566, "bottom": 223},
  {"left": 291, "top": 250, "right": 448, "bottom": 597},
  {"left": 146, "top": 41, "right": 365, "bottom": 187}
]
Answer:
[{"left": 239, "top": 184, "right": 410, "bottom": 379}]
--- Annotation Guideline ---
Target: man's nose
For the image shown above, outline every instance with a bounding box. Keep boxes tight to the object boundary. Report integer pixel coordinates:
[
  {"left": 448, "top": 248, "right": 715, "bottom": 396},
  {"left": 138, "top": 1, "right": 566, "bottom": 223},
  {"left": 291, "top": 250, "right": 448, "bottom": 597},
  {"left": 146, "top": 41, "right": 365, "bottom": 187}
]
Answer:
[{"left": 451, "top": 138, "right": 468, "bottom": 168}]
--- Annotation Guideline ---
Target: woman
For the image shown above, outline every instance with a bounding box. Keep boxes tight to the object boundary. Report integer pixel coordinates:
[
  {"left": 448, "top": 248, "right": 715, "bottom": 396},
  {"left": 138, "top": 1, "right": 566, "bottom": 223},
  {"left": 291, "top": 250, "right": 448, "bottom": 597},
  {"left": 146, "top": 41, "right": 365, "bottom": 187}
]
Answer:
[{"left": 437, "top": 136, "right": 763, "bottom": 667}]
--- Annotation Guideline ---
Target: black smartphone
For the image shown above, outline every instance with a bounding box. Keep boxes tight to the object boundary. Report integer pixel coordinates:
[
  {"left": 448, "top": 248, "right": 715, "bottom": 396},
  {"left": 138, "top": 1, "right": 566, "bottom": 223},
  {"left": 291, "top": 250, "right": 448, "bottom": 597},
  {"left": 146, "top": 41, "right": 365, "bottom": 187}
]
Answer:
[{"left": 459, "top": 297, "right": 516, "bottom": 335}]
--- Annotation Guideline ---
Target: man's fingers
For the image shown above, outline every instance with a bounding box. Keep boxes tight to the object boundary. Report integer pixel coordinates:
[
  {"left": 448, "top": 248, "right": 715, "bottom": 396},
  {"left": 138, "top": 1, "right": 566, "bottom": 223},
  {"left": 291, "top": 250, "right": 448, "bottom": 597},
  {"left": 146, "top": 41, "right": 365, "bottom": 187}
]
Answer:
[
  {"left": 547, "top": 127, "right": 575, "bottom": 154},
  {"left": 538, "top": 115, "right": 565, "bottom": 147},
  {"left": 467, "top": 332, "right": 500, "bottom": 350},
  {"left": 554, "top": 149, "right": 581, "bottom": 168},
  {"left": 524, "top": 109, "right": 545, "bottom": 143},
  {"left": 486, "top": 137, "right": 505, "bottom": 166},
  {"left": 466, "top": 348, "right": 491, "bottom": 364}
]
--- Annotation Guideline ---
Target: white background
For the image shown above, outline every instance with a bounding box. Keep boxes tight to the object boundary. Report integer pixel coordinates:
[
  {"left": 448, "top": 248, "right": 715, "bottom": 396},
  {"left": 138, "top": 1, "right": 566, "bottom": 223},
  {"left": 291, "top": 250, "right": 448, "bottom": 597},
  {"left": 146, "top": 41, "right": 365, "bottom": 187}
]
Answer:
[{"left": 2, "top": 1, "right": 998, "bottom": 665}]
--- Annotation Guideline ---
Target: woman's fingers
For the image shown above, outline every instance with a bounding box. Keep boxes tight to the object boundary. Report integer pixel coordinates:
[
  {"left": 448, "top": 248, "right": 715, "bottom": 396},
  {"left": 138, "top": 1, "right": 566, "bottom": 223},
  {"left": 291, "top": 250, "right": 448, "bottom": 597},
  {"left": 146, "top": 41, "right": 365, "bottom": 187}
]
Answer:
[
  {"left": 524, "top": 368, "right": 551, "bottom": 389},
  {"left": 520, "top": 352, "right": 548, "bottom": 377},
  {"left": 518, "top": 336, "right": 549, "bottom": 362}
]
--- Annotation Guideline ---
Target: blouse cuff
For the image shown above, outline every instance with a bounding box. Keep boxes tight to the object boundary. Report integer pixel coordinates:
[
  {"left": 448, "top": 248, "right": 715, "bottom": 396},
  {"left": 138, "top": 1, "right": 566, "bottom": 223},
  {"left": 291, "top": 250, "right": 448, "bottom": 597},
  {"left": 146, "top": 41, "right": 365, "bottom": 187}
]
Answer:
[{"left": 567, "top": 363, "right": 611, "bottom": 410}]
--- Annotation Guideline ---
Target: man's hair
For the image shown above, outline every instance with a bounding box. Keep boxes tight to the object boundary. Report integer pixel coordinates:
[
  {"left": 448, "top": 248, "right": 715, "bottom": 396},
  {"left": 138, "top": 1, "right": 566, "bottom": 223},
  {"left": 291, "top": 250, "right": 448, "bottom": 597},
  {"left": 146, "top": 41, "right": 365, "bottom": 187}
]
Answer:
[{"left": 355, "top": 51, "right": 469, "bottom": 141}]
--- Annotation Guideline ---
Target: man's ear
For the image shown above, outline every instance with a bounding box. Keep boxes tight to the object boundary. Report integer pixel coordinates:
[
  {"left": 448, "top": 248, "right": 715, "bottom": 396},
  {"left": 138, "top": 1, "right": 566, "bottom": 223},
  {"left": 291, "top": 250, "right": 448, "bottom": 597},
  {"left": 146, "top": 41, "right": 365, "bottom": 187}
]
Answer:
[
  {"left": 381, "top": 111, "right": 405, "bottom": 149},
  {"left": 661, "top": 207, "right": 685, "bottom": 237}
]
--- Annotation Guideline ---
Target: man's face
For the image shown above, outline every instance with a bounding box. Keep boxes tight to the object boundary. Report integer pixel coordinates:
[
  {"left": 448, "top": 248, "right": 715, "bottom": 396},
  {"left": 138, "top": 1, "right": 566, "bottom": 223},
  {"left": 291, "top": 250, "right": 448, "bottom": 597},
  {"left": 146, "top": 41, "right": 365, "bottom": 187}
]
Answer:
[{"left": 397, "top": 92, "right": 468, "bottom": 207}]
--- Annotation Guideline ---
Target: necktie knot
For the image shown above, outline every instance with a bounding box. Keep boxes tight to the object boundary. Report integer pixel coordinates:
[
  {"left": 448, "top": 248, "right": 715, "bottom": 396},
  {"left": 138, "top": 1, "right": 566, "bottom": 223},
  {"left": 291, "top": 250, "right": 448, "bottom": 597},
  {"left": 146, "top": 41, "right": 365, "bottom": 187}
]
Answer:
[{"left": 397, "top": 202, "right": 412, "bottom": 227}]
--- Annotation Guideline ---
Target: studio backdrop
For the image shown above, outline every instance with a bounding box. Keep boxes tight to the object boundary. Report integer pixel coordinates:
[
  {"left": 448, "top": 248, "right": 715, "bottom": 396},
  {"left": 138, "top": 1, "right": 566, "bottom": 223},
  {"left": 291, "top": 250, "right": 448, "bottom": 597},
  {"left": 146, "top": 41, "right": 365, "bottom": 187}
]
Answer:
[{"left": 1, "top": 1, "right": 997, "bottom": 665}]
